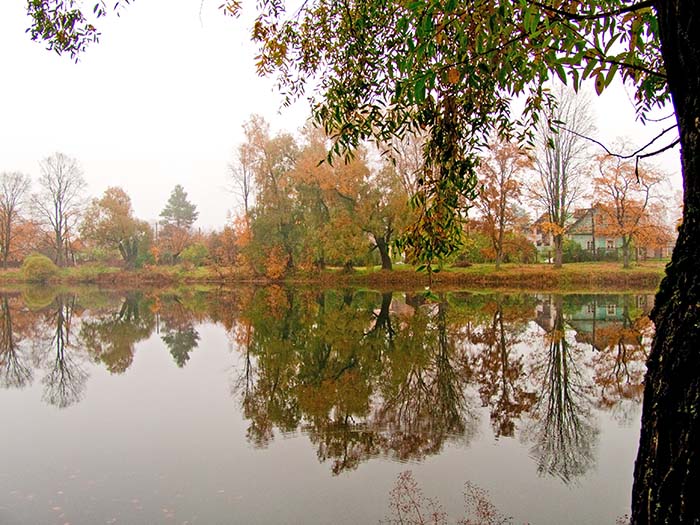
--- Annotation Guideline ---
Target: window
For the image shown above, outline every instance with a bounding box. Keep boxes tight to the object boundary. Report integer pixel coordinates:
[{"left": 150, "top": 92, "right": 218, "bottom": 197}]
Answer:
[
  {"left": 607, "top": 239, "right": 615, "bottom": 249},
  {"left": 586, "top": 304, "right": 595, "bottom": 315},
  {"left": 607, "top": 304, "right": 617, "bottom": 315},
  {"left": 586, "top": 240, "right": 594, "bottom": 250}
]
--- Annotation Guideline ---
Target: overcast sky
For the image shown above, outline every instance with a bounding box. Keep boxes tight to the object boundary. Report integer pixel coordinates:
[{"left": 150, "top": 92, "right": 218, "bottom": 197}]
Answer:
[{"left": 0, "top": 1, "right": 683, "bottom": 230}]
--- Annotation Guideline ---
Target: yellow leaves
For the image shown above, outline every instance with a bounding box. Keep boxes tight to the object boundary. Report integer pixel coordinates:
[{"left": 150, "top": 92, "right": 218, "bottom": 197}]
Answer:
[
  {"left": 149, "top": 246, "right": 160, "bottom": 264},
  {"left": 447, "top": 67, "right": 460, "bottom": 85},
  {"left": 541, "top": 221, "right": 565, "bottom": 236},
  {"left": 264, "top": 246, "right": 290, "bottom": 280}
]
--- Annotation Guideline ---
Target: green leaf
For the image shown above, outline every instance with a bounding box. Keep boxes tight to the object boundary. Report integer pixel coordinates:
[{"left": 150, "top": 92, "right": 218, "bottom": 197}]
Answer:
[
  {"left": 594, "top": 72, "right": 605, "bottom": 95},
  {"left": 414, "top": 76, "right": 426, "bottom": 103},
  {"left": 554, "top": 62, "right": 567, "bottom": 85}
]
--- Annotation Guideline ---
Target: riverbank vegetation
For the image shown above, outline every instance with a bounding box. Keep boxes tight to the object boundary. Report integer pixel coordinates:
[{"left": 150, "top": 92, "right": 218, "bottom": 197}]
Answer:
[
  {"left": 1, "top": 116, "right": 676, "bottom": 288},
  {"left": 0, "top": 259, "right": 667, "bottom": 291}
]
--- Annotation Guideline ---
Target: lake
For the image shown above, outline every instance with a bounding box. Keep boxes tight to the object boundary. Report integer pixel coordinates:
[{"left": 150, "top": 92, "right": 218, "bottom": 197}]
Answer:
[{"left": 0, "top": 287, "right": 653, "bottom": 524}]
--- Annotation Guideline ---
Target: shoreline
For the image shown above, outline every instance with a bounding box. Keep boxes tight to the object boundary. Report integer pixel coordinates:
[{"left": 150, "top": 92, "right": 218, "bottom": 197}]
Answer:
[{"left": 0, "top": 261, "right": 667, "bottom": 293}]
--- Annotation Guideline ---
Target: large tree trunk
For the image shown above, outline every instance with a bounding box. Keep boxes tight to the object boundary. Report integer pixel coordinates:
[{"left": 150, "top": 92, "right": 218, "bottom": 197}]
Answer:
[
  {"left": 622, "top": 239, "right": 631, "bottom": 269},
  {"left": 632, "top": 2, "right": 700, "bottom": 523},
  {"left": 553, "top": 234, "right": 563, "bottom": 268},
  {"left": 376, "top": 237, "right": 393, "bottom": 271}
]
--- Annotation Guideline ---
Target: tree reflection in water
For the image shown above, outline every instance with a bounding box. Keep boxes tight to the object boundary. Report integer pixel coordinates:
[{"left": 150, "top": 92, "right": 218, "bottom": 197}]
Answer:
[
  {"left": 585, "top": 295, "right": 652, "bottom": 425},
  {"left": 527, "top": 295, "right": 597, "bottom": 484},
  {"left": 0, "top": 287, "right": 653, "bottom": 480},
  {"left": 0, "top": 295, "right": 32, "bottom": 389},
  {"left": 41, "top": 295, "right": 88, "bottom": 408},
  {"left": 81, "top": 292, "right": 155, "bottom": 374},
  {"left": 159, "top": 294, "right": 201, "bottom": 368},
  {"left": 230, "top": 288, "right": 478, "bottom": 474},
  {"left": 466, "top": 295, "right": 536, "bottom": 438}
]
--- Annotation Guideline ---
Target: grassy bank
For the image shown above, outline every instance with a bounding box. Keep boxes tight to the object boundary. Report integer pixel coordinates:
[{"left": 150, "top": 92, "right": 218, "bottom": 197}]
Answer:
[{"left": 0, "top": 260, "right": 668, "bottom": 292}]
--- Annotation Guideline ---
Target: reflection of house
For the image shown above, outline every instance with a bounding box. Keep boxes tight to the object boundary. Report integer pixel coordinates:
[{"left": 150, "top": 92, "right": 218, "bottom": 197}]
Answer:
[
  {"left": 567, "top": 295, "right": 653, "bottom": 351},
  {"left": 534, "top": 295, "right": 653, "bottom": 352},
  {"left": 534, "top": 295, "right": 557, "bottom": 332}
]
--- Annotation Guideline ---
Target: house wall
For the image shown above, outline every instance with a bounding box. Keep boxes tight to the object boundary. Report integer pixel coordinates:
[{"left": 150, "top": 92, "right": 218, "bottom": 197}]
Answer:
[{"left": 568, "top": 234, "right": 624, "bottom": 250}]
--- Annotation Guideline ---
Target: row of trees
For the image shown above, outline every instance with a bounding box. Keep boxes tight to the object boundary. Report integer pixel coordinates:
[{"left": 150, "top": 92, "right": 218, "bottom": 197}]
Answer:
[
  {"left": 1, "top": 153, "right": 200, "bottom": 268},
  {"left": 229, "top": 95, "right": 675, "bottom": 277},
  {"left": 1, "top": 106, "right": 675, "bottom": 276}
]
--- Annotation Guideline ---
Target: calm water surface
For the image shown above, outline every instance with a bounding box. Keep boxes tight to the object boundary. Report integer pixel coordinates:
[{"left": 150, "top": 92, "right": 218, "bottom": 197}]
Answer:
[{"left": 0, "top": 287, "right": 653, "bottom": 524}]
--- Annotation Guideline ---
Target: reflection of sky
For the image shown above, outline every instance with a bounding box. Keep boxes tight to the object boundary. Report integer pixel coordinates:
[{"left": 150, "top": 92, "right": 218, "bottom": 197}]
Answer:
[{"left": 0, "top": 295, "right": 644, "bottom": 525}]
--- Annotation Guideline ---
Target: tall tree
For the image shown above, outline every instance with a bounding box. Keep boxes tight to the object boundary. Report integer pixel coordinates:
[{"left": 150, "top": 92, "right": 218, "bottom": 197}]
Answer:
[
  {"left": 229, "top": 142, "right": 256, "bottom": 218},
  {"left": 0, "top": 171, "right": 31, "bottom": 267},
  {"left": 159, "top": 184, "right": 198, "bottom": 230},
  {"left": 475, "top": 140, "right": 532, "bottom": 269},
  {"left": 81, "top": 187, "right": 152, "bottom": 267},
  {"left": 530, "top": 86, "right": 594, "bottom": 268},
  {"left": 293, "top": 126, "right": 369, "bottom": 270},
  {"left": 593, "top": 155, "right": 663, "bottom": 269},
  {"left": 242, "top": 114, "right": 300, "bottom": 274},
  {"left": 158, "top": 185, "right": 198, "bottom": 262},
  {"left": 358, "top": 165, "right": 410, "bottom": 271},
  {"left": 32, "top": 152, "right": 86, "bottom": 266}
]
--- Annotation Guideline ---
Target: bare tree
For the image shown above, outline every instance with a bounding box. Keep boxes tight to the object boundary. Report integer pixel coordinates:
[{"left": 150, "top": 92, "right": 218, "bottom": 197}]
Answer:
[
  {"left": 32, "top": 153, "right": 86, "bottom": 266},
  {"left": 228, "top": 142, "right": 256, "bottom": 218},
  {"left": 0, "top": 171, "right": 31, "bottom": 267},
  {"left": 383, "top": 131, "right": 425, "bottom": 197},
  {"left": 530, "top": 85, "right": 595, "bottom": 267}
]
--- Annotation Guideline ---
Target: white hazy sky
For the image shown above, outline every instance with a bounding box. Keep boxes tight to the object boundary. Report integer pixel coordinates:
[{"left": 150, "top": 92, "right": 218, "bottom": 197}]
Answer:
[{"left": 0, "top": 1, "right": 683, "bottom": 229}]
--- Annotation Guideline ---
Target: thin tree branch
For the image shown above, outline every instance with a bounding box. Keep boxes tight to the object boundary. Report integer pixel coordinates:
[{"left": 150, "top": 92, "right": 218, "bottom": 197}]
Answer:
[{"left": 531, "top": 0, "right": 655, "bottom": 22}]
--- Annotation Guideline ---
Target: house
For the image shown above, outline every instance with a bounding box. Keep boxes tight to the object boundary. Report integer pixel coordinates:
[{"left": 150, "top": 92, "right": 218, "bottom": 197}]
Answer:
[
  {"left": 566, "top": 205, "right": 624, "bottom": 254},
  {"left": 529, "top": 206, "right": 675, "bottom": 261},
  {"left": 567, "top": 206, "right": 675, "bottom": 260}
]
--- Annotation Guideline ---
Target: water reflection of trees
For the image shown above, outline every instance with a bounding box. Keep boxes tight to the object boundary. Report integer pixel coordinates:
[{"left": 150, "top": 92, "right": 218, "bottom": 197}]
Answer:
[
  {"left": 527, "top": 296, "right": 598, "bottom": 484},
  {"left": 581, "top": 295, "right": 652, "bottom": 423},
  {"left": 40, "top": 295, "right": 88, "bottom": 408},
  {"left": 158, "top": 294, "right": 201, "bottom": 368},
  {"left": 1, "top": 287, "right": 654, "bottom": 478},
  {"left": 80, "top": 293, "right": 156, "bottom": 373},
  {"left": 231, "top": 288, "right": 478, "bottom": 474},
  {"left": 0, "top": 295, "right": 32, "bottom": 388},
  {"left": 465, "top": 295, "right": 536, "bottom": 438}
]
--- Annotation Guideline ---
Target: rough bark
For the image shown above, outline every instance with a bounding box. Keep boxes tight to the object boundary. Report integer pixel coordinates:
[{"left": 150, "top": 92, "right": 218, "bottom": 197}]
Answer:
[
  {"left": 632, "top": 1, "right": 700, "bottom": 523},
  {"left": 376, "top": 237, "right": 393, "bottom": 270},
  {"left": 554, "top": 234, "right": 563, "bottom": 268},
  {"left": 623, "top": 238, "right": 631, "bottom": 269}
]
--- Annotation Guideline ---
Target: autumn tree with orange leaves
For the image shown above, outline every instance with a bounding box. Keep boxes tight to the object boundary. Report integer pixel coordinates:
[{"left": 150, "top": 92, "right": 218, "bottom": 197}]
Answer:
[
  {"left": 593, "top": 156, "right": 666, "bottom": 269},
  {"left": 475, "top": 140, "right": 533, "bottom": 269}
]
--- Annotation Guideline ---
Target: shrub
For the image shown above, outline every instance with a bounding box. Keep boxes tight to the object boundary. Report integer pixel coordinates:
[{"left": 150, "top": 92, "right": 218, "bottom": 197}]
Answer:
[
  {"left": 21, "top": 254, "right": 60, "bottom": 283},
  {"left": 180, "top": 243, "right": 209, "bottom": 267}
]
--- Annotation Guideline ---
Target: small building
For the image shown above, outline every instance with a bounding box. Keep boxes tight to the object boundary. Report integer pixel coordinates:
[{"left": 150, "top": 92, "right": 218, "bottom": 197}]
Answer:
[{"left": 566, "top": 206, "right": 624, "bottom": 254}]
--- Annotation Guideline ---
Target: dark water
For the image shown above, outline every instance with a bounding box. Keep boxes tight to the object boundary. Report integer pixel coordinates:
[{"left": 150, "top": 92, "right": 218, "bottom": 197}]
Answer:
[{"left": 0, "top": 287, "right": 653, "bottom": 524}]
